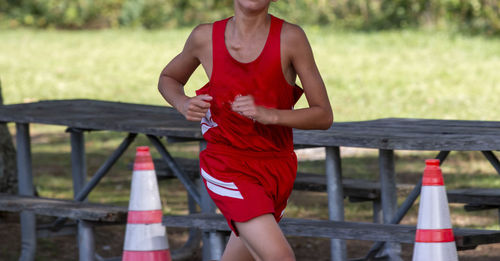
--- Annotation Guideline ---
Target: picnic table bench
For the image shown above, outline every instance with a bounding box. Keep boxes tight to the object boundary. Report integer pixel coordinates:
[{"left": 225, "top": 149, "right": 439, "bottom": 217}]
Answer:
[
  {"left": 1, "top": 99, "right": 500, "bottom": 261},
  {"left": 0, "top": 194, "right": 128, "bottom": 223},
  {"left": 1, "top": 194, "right": 499, "bottom": 253}
]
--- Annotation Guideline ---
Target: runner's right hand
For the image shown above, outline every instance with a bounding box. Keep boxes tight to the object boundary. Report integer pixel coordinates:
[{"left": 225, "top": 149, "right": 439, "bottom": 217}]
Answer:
[{"left": 180, "top": 94, "right": 212, "bottom": 121}]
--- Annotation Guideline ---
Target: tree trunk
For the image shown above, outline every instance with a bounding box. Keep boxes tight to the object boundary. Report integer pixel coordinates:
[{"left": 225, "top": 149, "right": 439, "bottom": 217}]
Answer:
[{"left": 0, "top": 79, "right": 18, "bottom": 194}]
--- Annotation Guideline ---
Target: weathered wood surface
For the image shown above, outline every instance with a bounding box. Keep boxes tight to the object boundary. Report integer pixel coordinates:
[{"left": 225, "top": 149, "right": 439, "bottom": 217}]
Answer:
[
  {"left": 295, "top": 172, "right": 386, "bottom": 200},
  {"left": 2, "top": 99, "right": 500, "bottom": 150},
  {"left": 163, "top": 213, "right": 500, "bottom": 248},
  {"left": 150, "top": 157, "right": 400, "bottom": 201},
  {"left": 153, "top": 158, "right": 199, "bottom": 179},
  {"left": 0, "top": 194, "right": 127, "bottom": 222},
  {"left": 295, "top": 118, "right": 500, "bottom": 150},
  {"left": 0, "top": 99, "right": 202, "bottom": 139},
  {"left": 448, "top": 189, "right": 500, "bottom": 206}
]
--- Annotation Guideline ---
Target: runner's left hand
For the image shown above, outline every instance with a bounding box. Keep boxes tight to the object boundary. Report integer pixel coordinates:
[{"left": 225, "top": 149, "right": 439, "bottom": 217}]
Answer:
[{"left": 231, "top": 95, "right": 277, "bottom": 125}]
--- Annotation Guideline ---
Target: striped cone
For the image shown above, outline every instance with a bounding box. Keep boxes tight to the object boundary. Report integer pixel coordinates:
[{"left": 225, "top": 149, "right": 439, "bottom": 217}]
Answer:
[
  {"left": 412, "top": 159, "right": 458, "bottom": 261},
  {"left": 123, "top": 146, "right": 171, "bottom": 261}
]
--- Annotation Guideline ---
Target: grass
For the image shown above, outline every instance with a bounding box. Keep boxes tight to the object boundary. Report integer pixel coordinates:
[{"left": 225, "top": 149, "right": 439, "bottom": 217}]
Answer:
[
  {"left": 1, "top": 27, "right": 500, "bottom": 259},
  {"left": 1, "top": 27, "right": 500, "bottom": 121}
]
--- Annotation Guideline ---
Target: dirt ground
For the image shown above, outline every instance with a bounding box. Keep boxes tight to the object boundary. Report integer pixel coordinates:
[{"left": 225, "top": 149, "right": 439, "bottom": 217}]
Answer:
[{"left": 1, "top": 212, "right": 499, "bottom": 261}]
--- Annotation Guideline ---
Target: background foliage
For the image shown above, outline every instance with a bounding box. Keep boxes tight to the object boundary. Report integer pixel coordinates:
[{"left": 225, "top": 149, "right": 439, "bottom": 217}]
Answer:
[{"left": 0, "top": 0, "right": 499, "bottom": 35}]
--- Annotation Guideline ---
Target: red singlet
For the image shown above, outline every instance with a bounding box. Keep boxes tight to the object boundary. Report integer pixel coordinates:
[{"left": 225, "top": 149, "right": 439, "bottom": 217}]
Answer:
[
  {"left": 196, "top": 15, "right": 303, "bottom": 152},
  {"left": 197, "top": 15, "right": 303, "bottom": 235}
]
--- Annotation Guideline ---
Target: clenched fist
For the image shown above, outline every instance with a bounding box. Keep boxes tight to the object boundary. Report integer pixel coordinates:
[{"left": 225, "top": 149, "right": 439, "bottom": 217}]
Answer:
[
  {"left": 231, "top": 95, "right": 278, "bottom": 125},
  {"left": 180, "top": 94, "right": 213, "bottom": 121}
]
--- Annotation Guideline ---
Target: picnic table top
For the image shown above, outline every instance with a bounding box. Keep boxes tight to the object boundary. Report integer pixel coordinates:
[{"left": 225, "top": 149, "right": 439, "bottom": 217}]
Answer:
[{"left": 1, "top": 99, "right": 500, "bottom": 151}]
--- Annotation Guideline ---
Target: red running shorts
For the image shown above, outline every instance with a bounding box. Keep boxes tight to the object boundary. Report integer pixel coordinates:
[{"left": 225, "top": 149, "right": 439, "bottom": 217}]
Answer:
[{"left": 199, "top": 143, "right": 297, "bottom": 236}]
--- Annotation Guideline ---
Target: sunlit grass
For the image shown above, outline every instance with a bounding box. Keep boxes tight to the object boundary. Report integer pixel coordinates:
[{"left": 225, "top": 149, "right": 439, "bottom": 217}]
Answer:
[{"left": 1, "top": 28, "right": 500, "bottom": 121}]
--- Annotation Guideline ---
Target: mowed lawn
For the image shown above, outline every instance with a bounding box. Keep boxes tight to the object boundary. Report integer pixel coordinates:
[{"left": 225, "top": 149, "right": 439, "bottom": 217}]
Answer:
[
  {"left": 1, "top": 27, "right": 500, "bottom": 121},
  {"left": 1, "top": 27, "right": 500, "bottom": 260}
]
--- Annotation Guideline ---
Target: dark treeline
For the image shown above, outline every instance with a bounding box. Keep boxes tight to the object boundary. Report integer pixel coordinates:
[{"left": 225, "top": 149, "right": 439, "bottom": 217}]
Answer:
[{"left": 0, "top": 0, "right": 499, "bottom": 35}]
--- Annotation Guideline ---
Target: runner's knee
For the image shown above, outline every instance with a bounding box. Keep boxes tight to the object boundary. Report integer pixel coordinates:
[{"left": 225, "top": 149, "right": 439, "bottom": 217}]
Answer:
[{"left": 263, "top": 250, "right": 295, "bottom": 261}]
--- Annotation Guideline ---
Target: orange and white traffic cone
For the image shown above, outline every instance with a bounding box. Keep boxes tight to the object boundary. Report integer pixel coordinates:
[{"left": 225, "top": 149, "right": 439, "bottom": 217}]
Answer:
[
  {"left": 123, "top": 146, "right": 171, "bottom": 261},
  {"left": 412, "top": 159, "right": 458, "bottom": 261}
]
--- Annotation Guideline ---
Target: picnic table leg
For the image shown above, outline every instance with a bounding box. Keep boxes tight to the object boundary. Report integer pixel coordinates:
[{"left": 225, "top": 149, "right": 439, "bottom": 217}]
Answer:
[
  {"left": 325, "top": 146, "right": 347, "bottom": 261},
  {"left": 16, "top": 123, "right": 36, "bottom": 261},
  {"left": 372, "top": 199, "right": 383, "bottom": 224},
  {"left": 481, "top": 151, "right": 500, "bottom": 175},
  {"left": 480, "top": 151, "right": 500, "bottom": 224},
  {"left": 378, "top": 149, "right": 402, "bottom": 261},
  {"left": 170, "top": 191, "right": 202, "bottom": 260},
  {"left": 199, "top": 141, "right": 225, "bottom": 261},
  {"left": 148, "top": 135, "right": 201, "bottom": 205},
  {"left": 69, "top": 129, "right": 95, "bottom": 261}
]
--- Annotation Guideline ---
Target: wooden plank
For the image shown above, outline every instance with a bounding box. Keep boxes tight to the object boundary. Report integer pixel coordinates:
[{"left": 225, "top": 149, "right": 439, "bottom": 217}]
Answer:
[
  {"left": 0, "top": 100, "right": 203, "bottom": 139},
  {"left": 463, "top": 204, "right": 499, "bottom": 211},
  {"left": 163, "top": 214, "right": 500, "bottom": 248},
  {"left": 0, "top": 194, "right": 127, "bottom": 222},
  {"left": 2, "top": 100, "right": 500, "bottom": 150},
  {"left": 153, "top": 158, "right": 199, "bottom": 179},
  {"left": 294, "top": 173, "right": 382, "bottom": 200},
  {"left": 338, "top": 118, "right": 500, "bottom": 130},
  {"left": 367, "top": 118, "right": 500, "bottom": 129},
  {"left": 327, "top": 120, "right": 500, "bottom": 136},
  {"left": 293, "top": 118, "right": 500, "bottom": 150},
  {"left": 293, "top": 129, "right": 500, "bottom": 151},
  {"left": 163, "top": 213, "right": 414, "bottom": 242},
  {"left": 448, "top": 189, "right": 500, "bottom": 206}
]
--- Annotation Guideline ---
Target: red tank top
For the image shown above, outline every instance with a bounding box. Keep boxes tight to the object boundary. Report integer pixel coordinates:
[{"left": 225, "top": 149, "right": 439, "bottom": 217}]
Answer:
[{"left": 196, "top": 15, "right": 303, "bottom": 153}]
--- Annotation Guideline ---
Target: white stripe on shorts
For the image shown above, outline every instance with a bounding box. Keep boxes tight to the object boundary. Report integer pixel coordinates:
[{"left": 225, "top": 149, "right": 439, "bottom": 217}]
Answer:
[{"left": 201, "top": 168, "right": 243, "bottom": 199}]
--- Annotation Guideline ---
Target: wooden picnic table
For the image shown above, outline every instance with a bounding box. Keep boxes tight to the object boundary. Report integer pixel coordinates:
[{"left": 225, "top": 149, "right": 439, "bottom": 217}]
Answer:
[{"left": 1, "top": 99, "right": 500, "bottom": 261}]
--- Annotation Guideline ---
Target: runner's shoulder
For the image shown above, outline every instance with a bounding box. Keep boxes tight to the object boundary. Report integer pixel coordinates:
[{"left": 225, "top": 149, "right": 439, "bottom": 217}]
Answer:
[
  {"left": 281, "top": 21, "right": 308, "bottom": 46},
  {"left": 189, "top": 23, "right": 212, "bottom": 47}
]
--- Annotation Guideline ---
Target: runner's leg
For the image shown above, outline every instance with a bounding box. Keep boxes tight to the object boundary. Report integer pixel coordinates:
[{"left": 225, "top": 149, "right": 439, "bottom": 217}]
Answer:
[
  {"left": 233, "top": 214, "right": 295, "bottom": 261},
  {"left": 221, "top": 232, "right": 255, "bottom": 261}
]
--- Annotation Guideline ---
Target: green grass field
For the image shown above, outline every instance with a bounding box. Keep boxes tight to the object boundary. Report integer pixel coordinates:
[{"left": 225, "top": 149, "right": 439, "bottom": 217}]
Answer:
[
  {"left": 1, "top": 27, "right": 500, "bottom": 260},
  {"left": 1, "top": 27, "right": 500, "bottom": 121}
]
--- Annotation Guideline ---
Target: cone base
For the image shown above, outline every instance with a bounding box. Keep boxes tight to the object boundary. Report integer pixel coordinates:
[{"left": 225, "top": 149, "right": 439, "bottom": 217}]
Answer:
[
  {"left": 124, "top": 223, "right": 169, "bottom": 251},
  {"left": 123, "top": 249, "right": 171, "bottom": 261},
  {"left": 412, "top": 242, "right": 458, "bottom": 261}
]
